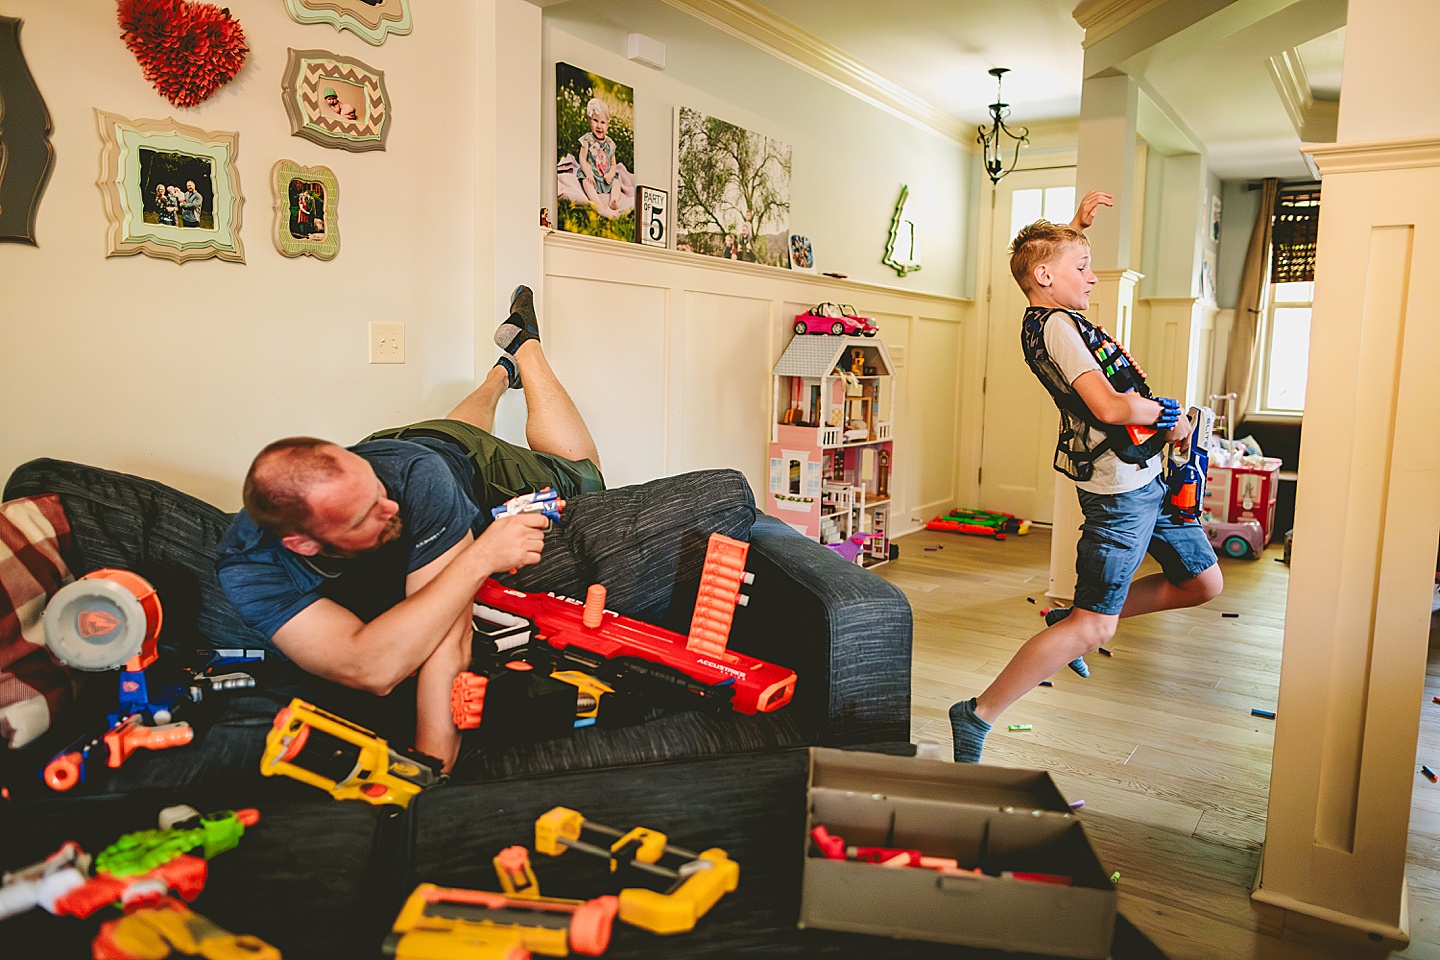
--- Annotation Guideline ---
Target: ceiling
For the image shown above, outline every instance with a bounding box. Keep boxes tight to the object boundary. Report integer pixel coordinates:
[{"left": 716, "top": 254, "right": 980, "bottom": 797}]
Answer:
[{"left": 542, "top": 0, "right": 1349, "bottom": 180}]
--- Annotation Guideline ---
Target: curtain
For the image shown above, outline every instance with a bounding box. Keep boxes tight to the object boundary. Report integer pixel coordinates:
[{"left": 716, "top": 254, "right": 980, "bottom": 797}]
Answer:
[{"left": 1223, "top": 177, "right": 1278, "bottom": 419}]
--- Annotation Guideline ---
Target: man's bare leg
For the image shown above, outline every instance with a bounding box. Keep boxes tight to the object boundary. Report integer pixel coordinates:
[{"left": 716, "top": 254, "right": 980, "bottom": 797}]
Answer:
[
  {"left": 444, "top": 363, "right": 509, "bottom": 433},
  {"left": 494, "top": 286, "right": 601, "bottom": 470},
  {"left": 511, "top": 339, "right": 601, "bottom": 469}
]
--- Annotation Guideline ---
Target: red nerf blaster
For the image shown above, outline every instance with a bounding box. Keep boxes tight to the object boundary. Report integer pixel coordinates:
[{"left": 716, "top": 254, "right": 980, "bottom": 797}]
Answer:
[{"left": 468, "top": 534, "right": 796, "bottom": 716}]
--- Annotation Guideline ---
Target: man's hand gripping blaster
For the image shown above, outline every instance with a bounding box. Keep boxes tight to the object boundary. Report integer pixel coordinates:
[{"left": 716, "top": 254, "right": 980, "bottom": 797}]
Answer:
[
  {"left": 261, "top": 698, "right": 445, "bottom": 807},
  {"left": 534, "top": 806, "right": 738, "bottom": 935},
  {"left": 451, "top": 534, "right": 796, "bottom": 729}
]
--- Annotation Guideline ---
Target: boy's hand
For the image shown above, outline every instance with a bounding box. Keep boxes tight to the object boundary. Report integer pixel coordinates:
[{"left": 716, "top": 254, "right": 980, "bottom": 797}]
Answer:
[
  {"left": 1164, "top": 411, "right": 1194, "bottom": 444},
  {"left": 1149, "top": 397, "right": 1181, "bottom": 430},
  {"left": 1070, "top": 191, "right": 1114, "bottom": 231}
]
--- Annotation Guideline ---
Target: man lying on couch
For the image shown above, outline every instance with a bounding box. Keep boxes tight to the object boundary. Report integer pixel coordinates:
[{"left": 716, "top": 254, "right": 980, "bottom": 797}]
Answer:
[{"left": 216, "top": 286, "right": 603, "bottom": 772}]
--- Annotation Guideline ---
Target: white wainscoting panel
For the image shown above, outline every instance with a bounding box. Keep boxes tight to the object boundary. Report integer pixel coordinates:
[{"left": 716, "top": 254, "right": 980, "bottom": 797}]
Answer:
[{"left": 544, "top": 232, "right": 971, "bottom": 537}]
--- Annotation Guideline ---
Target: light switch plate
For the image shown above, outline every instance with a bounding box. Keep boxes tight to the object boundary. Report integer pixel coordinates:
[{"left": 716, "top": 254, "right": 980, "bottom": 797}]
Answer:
[{"left": 370, "top": 321, "right": 405, "bottom": 364}]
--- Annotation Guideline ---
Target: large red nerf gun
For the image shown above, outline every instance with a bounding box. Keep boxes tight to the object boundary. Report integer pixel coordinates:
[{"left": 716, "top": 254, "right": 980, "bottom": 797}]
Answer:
[{"left": 459, "top": 534, "right": 796, "bottom": 718}]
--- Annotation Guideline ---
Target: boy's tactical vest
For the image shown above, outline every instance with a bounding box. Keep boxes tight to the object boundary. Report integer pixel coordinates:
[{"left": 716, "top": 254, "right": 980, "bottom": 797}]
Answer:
[{"left": 1020, "top": 306, "right": 1168, "bottom": 482}]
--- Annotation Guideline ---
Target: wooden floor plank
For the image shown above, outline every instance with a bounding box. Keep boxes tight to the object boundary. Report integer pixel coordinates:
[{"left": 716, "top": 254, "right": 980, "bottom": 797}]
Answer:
[{"left": 880, "top": 525, "right": 1433, "bottom": 958}]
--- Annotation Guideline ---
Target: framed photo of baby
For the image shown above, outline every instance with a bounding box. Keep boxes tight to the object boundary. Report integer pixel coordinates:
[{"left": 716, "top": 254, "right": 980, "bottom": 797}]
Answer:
[{"left": 554, "top": 61, "right": 635, "bottom": 243}]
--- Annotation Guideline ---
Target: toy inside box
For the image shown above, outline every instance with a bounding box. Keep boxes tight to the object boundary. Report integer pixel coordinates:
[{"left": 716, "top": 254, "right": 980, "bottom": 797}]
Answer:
[{"left": 799, "top": 748, "right": 1116, "bottom": 959}]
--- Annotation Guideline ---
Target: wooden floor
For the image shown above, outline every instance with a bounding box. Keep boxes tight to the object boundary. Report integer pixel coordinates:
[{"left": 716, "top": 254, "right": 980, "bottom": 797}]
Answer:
[{"left": 878, "top": 524, "right": 1440, "bottom": 960}]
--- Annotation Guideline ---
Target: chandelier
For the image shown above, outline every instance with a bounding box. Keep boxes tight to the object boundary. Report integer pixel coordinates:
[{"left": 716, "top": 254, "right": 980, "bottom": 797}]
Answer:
[{"left": 977, "top": 67, "right": 1029, "bottom": 185}]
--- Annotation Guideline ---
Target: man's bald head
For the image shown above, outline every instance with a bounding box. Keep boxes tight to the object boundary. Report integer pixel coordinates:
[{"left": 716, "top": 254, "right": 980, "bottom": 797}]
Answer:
[{"left": 242, "top": 437, "right": 346, "bottom": 537}]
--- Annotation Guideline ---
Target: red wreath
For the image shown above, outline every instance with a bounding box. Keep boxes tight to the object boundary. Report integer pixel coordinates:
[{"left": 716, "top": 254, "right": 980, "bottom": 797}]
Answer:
[{"left": 118, "top": 0, "right": 248, "bottom": 108}]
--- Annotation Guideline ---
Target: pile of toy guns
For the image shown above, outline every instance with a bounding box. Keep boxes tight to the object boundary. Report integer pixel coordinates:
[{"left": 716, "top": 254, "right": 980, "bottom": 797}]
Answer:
[
  {"left": 384, "top": 806, "right": 738, "bottom": 958},
  {"left": 449, "top": 530, "right": 796, "bottom": 747},
  {"left": 808, "top": 823, "right": 1071, "bottom": 887},
  {"left": 925, "top": 508, "right": 1031, "bottom": 540},
  {"left": 0, "top": 804, "right": 279, "bottom": 958}
]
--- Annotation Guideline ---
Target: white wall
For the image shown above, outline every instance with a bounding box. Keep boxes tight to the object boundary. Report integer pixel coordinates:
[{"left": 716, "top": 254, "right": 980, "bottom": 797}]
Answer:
[
  {"left": 542, "top": 2, "right": 975, "bottom": 297},
  {"left": 0, "top": 0, "right": 489, "bottom": 509}
]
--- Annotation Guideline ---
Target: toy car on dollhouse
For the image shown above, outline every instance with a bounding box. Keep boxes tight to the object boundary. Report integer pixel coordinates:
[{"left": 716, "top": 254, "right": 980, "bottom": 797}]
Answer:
[{"left": 793, "top": 302, "right": 878, "bottom": 337}]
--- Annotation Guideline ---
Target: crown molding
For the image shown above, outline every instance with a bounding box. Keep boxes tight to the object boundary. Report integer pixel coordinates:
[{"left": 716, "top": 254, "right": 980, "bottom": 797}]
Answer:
[
  {"left": 1268, "top": 49, "right": 1337, "bottom": 144},
  {"left": 1072, "top": 0, "right": 1169, "bottom": 48},
  {"left": 656, "top": 0, "right": 971, "bottom": 148},
  {"left": 1302, "top": 137, "right": 1440, "bottom": 176}
]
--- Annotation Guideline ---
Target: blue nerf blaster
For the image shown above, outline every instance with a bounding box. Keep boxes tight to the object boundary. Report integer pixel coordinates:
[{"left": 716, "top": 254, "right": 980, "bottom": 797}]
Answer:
[
  {"left": 492, "top": 487, "right": 564, "bottom": 525},
  {"left": 1166, "top": 406, "right": 1214, "bottom": 523}
]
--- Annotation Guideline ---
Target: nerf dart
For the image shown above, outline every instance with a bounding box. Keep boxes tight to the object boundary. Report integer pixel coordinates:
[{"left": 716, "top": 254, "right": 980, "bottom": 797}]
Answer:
[
  {"left": 534, "top": 806, "right": 738, "bottom": 935},
  {"left": 93, "top": 896, "right": 281, "bottom": 960},
  {"left": 261, "top": 698, "right": 444, "bottom": 808},
  {"left": 386, "top": 882, "right": 616, "bottom": 958},
  {"left": 492, "top": 488, "right": 564, "bottom": 525}
]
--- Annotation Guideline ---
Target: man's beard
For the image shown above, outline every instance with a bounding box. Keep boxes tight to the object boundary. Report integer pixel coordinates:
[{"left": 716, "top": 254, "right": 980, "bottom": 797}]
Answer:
[{"left": 319, "top": 514, "right": 403, "bottom": 559}]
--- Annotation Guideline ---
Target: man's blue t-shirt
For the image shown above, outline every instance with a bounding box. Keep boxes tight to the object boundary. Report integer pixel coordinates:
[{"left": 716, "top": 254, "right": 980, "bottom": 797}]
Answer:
[{"left": 215, "top": 440, "right": 482, "bottom": 652}]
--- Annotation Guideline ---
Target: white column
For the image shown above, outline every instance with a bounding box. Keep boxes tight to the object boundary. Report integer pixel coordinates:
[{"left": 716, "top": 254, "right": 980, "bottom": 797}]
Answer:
[
  {"left": 1053, "top": 74, "right": 1142, "bottom": 597},
  {"left": 1254, "top": 0, "right": 1440, "bottom": 940}
]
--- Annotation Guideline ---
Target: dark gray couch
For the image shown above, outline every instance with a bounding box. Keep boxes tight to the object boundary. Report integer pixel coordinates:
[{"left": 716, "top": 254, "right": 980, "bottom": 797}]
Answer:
[{"left": 0, "top": 457, "right": 913, "bottom": 958}]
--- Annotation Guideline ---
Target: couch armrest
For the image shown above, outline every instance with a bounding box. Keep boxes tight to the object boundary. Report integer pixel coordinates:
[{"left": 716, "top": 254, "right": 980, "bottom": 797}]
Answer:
[{"left": 729, "top": 515, "right": 911, "bottom": 746}]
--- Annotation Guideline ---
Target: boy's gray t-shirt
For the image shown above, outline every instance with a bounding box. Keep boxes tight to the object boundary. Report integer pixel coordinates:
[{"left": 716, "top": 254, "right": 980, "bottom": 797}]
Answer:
[{"left": 1043, "top": 314, "right": 1162, "bottom": 496}]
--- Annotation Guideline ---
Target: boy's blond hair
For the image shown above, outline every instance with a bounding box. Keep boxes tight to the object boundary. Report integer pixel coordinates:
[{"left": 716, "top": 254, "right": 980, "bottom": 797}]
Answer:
[{"left": 1009, "top": 220, "right": 1088, "bottom": 293}]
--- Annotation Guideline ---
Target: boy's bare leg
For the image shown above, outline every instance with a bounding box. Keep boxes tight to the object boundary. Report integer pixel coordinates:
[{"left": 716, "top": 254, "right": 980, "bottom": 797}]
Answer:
[
  {"left": 1114, "top": 565, "right": 1223, "bottom": 617},
  {"left": 975, "top": 609, "right": 1116, "bottom": 723},
  {"left": 444, "top": 363, "right": 509, "bottom": 433},
  {"left": 512, "top": 340, "right": 601, "bottom": 469}
]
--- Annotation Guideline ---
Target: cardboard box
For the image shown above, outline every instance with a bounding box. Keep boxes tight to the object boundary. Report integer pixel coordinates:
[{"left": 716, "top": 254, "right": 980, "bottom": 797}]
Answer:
[{"left": 799, "top": 748, "right": 1116, "bottom": 958}]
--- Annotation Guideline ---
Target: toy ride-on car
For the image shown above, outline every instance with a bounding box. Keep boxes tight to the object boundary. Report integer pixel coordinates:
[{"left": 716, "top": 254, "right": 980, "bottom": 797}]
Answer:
[
  {"left": 793, "top": 302, "right": 878, "bottom": 337},
  {"left": 1204, "top": 518, "right": 1265, "bottom": 559}
]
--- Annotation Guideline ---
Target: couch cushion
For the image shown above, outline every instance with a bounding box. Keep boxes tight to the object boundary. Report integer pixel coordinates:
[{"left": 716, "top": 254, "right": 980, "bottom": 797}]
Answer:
[
  {"left": 501, "top": 467, "right": 757, "bottom": 626},
  {"left": 3, "top": 459, "right": 265, "bottom": 657},
  {"left": 0, "top": 494, "right": 81, "bottom": 748}
]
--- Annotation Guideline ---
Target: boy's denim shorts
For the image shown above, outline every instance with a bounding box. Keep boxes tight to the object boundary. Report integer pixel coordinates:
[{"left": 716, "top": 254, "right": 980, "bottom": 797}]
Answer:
[{"left": 1073, "top": 474, "right": 1218, "bottom": 615}]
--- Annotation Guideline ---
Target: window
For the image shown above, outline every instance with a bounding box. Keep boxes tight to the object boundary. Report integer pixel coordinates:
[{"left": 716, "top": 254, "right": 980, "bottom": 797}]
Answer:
[
  {"left": 1254, "top": 279, "right": 1312, "bottom": 415},
  {"left": 1009, "top": 186, "right": 1076, "bottom": 237},
  {"left": 1252, "top": 187, "right": 1320, "bottom": 417}
]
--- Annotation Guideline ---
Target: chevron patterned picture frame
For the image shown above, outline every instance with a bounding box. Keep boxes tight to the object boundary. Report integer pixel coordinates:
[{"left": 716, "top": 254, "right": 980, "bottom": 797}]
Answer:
[{"left": 281, "top": 48, "right": 390, "bottom": 153}]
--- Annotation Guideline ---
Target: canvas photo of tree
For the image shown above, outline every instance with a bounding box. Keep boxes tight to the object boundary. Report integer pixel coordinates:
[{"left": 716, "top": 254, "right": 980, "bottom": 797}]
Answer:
[
  {"left": 675, "top": 107, "right": 791, "bottom": 267},
  {"left": 555, "top": 62, "right": 635, "bottom": 242}
]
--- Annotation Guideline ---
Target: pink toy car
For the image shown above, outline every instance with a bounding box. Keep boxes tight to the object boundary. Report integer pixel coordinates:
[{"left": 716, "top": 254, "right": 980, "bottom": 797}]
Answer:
[
  {"left": 793, "top": 302, "right": 878, "bottom": 337},
  {"left": 1204, "top": 519, "right": 1265, "bottom": 559}
]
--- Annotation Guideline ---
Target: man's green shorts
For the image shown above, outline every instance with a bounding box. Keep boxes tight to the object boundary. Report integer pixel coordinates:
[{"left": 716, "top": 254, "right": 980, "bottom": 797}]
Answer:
[{"left": 363, "top": 418, "right": 604, "bottom": 512}]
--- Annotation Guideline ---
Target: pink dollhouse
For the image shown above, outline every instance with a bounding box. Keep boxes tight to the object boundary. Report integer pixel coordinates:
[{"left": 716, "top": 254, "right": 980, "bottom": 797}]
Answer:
[{"left": 767, "top": 334, "right": 895, "bottom": 567}]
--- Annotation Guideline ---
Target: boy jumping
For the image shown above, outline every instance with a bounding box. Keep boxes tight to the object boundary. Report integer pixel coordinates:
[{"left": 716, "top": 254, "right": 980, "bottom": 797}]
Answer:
[{"left": 950, "top": 191, "right": 1223, "bottom": 763}]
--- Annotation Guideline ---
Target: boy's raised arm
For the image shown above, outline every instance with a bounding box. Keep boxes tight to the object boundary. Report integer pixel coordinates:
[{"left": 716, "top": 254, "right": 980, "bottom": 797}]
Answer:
[{"left": 1070, "top": 191, "right": 1114, "bottom": 231}]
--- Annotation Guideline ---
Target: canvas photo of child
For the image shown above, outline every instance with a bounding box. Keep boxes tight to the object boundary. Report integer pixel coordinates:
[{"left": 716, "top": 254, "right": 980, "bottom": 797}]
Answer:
[{"left": 555, "top": 61, "right": 635, "bottom": 242}]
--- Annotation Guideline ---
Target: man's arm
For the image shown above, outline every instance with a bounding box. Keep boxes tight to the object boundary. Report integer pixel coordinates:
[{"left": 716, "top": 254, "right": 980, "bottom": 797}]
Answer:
[{"left": 270, "top": 513, "right": 547, "bottom": 695}]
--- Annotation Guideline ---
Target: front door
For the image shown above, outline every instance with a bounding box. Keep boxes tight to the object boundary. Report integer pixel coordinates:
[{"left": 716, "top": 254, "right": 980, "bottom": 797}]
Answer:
[{"left": 978, "top": 169, "right": 1076, "bottom": 523}]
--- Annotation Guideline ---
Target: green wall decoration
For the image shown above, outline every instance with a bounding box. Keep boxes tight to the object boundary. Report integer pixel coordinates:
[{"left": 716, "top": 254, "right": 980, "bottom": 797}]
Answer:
[{"left": 882, "top": 184, "right": 922, "bottom": 277}]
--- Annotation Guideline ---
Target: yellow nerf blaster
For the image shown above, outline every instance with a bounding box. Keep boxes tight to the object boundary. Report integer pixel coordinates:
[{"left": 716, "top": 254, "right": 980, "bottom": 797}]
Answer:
[
  {"left": 385, "top": 882, "right": 616, "bottom": 958},
  {"left": 534, "top": 806, "right": 738, "bottom": 935},
  {"left": 260, "top": 698, "right": 444, "bottom": 808}
]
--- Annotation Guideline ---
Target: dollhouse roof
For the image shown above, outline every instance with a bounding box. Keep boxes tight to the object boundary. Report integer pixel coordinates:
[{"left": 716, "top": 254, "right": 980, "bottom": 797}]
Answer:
[{"left": 773, "top": 334, "right": 894, "bottom": 378}]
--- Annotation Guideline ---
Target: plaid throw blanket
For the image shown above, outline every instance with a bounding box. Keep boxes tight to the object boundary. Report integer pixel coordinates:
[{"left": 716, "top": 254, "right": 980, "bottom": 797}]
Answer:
[{"left": 0, "top": 494, "right": 79, "bottom": 748}]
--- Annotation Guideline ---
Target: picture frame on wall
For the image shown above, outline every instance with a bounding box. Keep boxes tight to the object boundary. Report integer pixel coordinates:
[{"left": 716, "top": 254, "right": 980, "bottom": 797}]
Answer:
[
  {"left": 283, "top": 0, "right": 412, "bottom": 46},
  {"left": 555, "top": 61, "right": 636, "bottom": 243},
  {"left": 674, "top": 105, "right": 791, "bottom": 266},
  {"left": 273, "top": 159, "right": 339, "bottom": 260},
  {"left": 789, "top": 234, "right": 816, "bottom": 273},
  {"left": 1210, "top": 193, "right": 1222, "bottom": 243},
  {"left": 0, "top": 16, "right": 55, "bottom": 246},
  {"left": 95, "top": 109, "right": 244, "bottom": 264},
  {"left": 281, "top": 48, "right": 390, "bottom": 153},
  {"left": 636, "top": 185, "right": 668, "bottom": 248}
]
